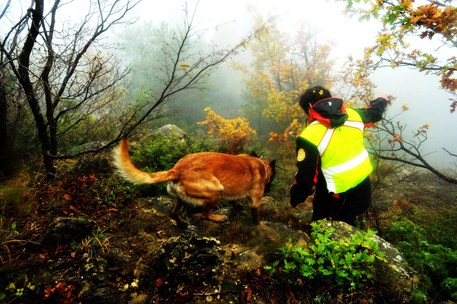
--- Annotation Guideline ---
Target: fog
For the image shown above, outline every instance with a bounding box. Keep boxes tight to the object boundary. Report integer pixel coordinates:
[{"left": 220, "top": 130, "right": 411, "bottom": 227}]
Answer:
[
  {"left": 373, "top": 68, "right": 457, "bottom": 168},
  {"left": 3, "top": 0, "right": 455, "bottom": 167},
  {"left": 117, "top": 0, "right": 455, "bottom": 167}
]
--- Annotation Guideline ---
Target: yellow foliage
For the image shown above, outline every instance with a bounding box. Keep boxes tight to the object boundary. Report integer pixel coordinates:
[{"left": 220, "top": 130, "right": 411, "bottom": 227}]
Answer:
[
  {"left": 376, "top": 33, "right": 393, "bottom": 55},
  {"left": 268, "top": 119, "right": 303, "bottom": 148},
  {"left": 198, "top": 107, "right": 256, "bottom": 150},
  {"left": 410, "top": 3, "right": 457, "bottom": 38},
  {"left": 232, "top": 18, "right": 337, "bottom": 153},
  {"left": 263, "top": 90, "right": 293, "bottom": 121},
  {"left": 180, "top": 63, "right": 190, "bottom": 70}
]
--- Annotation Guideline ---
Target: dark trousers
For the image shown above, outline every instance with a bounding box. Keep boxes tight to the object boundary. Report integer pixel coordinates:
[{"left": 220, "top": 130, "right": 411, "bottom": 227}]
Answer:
[{"left": 312, "top": 177, "right": 372, "bottom": 226}]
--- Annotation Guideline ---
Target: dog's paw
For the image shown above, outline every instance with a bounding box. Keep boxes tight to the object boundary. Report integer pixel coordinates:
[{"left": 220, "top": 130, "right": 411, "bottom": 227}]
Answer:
[{"left": 200, "top": 213, "right": 228, "bottom": 223}]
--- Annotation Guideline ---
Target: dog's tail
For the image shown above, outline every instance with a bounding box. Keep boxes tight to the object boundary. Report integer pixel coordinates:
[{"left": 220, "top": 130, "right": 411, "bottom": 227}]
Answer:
[{"left": 112, "top": 138, "right": 178, "bottom": 184}]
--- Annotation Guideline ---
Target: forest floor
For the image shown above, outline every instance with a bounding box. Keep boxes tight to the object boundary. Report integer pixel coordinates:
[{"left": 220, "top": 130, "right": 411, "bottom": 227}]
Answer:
[{"left": 0, "top": 164, "right": 456, "bottom": 303}]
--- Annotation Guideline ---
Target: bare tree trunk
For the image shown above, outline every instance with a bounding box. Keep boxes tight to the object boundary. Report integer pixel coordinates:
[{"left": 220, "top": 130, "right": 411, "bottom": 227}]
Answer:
[
  {"left": 16, "top": 0, "right": 55, "bottom": 174},
  {"left": 1, "top": 0, "right": 248, "bottom": 176},
  {"left": 42, "top": 0, "right": 60, "bottom": 156},
  {"left": 0, "top": 67, "right": 9, "bottom": 175}
]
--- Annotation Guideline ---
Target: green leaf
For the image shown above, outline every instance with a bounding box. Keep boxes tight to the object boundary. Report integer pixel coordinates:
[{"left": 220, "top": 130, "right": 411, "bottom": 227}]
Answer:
[
  {"left": 336, "top": 269, "right": 348, "bottom": 278},
  {"left": 299, "top": 265, "right": 315, "bottom": 278},
  {"left": 306, "top": 257, "right": 316, "bottom": 266},
  {"left": 284, "top": 260, "right": 297, "bottom": 272},
  {"left": 320, "top": 268, "right": 334, "bottom": 276}
]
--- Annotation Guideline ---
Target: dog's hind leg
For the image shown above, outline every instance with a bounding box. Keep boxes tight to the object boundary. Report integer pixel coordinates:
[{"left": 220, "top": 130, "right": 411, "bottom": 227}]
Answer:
[
  {"left": 228, "top": 200, "right": 243, "bottom": 210},
  {"left": 200, "top": 199, "right": 228, "bottom": 222},
  {"left": 179, "top": 176, "right": 227, "bottom": 223},
  {"left": 249, "top": 195, "right": 263, "bottom": 225},
  {"left": 170, "top": 198, "right": 189, "bottom": 228}
]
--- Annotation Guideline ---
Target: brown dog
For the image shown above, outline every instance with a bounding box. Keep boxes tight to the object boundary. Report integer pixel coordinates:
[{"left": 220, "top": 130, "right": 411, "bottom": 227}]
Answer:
[{"left": 112, "top": 138, "right": 275, "bottom": 226}]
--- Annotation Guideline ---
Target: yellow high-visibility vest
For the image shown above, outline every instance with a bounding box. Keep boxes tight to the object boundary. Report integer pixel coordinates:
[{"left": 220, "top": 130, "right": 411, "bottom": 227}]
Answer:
[{"left": 299, "top": 108, "right": 372, "bottom": 193}]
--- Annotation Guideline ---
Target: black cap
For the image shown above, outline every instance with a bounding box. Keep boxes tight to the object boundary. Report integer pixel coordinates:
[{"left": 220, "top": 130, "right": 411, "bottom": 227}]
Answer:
[{"left": 299, "top": 86, "right": 332, "bottom": 113}]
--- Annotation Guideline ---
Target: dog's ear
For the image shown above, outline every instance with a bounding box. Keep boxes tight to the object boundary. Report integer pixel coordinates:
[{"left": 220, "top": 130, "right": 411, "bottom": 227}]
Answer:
[
  {"left": 269, "top": 159, "right": 276, "bottom": 178},
  {"left": 250, "top": 151, "right": 260, "bottom": 158},
  {"left": 264, "top": 159, "right": 276, "bottom": 194},
  {"left": 269, "top": 159, "right": 276, "bottom": 169}
]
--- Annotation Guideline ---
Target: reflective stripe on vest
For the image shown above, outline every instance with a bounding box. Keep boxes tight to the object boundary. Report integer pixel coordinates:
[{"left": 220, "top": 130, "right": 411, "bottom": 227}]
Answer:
[
  {"left": 313, "top": 119, "right": 365, "bottom": 155},
  {"left": 300, "top": 108, "right": 372, "bottom": 193},
  {"left": 323, "top": 149, "right": 370, "bottom": 193}
]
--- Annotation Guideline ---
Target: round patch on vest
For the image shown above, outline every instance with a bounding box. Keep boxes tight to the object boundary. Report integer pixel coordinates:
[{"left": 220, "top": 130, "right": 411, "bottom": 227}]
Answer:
[{"left": 297, "top": 148, "right": 306, "bottom": 162}]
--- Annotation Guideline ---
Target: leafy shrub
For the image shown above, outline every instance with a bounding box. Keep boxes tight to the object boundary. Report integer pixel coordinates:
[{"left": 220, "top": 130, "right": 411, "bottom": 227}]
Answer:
[
  {"left": 441, "top": 278, "right": 457, "bottom": 301},
  {"left": 60, "top": 173, "right": 135, "bottom": 209},
  {"left": 265, "top": 220, "right": 386, "bottom": 294},
  {"left": 27, "top": 157, "right": 136, "bottom": 220},
  {"left": 384, "top": 218, "right": 457, "bottom": 301},
  {"left": 418, "top": 209, "right": 457, "bottom": 250},
  {"left": 198, "top": 107, "right": 257, "bottom": 153},
  {"left": 131, "top": 134, "right": 190, "bottom": 172},
  {"left": 130, "top": 133, "right": 218, "bottom": 195}
]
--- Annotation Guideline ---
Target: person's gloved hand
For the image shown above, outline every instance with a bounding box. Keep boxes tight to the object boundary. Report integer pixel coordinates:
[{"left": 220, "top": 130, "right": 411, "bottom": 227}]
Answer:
[
  {"left": 290, "top": 183, "right": 307, "bottom": 208},
  {"left": 376, "top": 93, "right": 393, "bottom": 105}
]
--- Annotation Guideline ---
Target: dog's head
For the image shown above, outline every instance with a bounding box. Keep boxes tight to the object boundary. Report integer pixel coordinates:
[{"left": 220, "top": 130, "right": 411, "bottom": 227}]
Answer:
[{"left": 250, "top": 152, "right": 276, "bottom": 194}]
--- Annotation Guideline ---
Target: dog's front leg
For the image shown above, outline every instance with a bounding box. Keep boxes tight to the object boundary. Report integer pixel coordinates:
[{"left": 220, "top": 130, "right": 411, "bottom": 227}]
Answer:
[
  {"left": 250, "top": 197, "right": 261, "bottom": 225},
  {"left": 250, "top": 207, "right": 260, "bottom": 225}
]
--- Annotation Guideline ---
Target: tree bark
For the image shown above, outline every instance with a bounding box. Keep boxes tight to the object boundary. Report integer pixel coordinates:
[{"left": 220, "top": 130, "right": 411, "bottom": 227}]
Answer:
[
  {"left": 0, "top": 67, "right": 9, "bottom": 175},
  {"left": 17, "top": 0, "right": 55, "bottom": 174}
]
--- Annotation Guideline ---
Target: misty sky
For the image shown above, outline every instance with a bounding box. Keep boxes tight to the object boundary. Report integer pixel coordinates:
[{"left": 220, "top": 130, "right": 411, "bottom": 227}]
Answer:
[
  {"left": 126, "top": 0, "right": 456, "bottom": 167},
  {"left": 3, "top": 0, "right": 456, "bottom": 167}
]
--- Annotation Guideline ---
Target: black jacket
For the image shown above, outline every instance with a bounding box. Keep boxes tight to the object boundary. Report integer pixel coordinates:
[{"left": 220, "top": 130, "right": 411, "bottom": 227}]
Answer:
[{"left": 290, "top": 97, "right": 388, "bottom": 207}]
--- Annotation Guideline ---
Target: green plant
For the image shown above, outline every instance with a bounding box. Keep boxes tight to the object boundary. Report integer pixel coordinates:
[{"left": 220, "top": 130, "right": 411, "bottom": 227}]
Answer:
[
  {"left": 0, "top": 219, "right": 20, "bottom": 264},
  {"left": 72, "top": 227, "right": 111, "bottom": 257},
  {"left": 385, "top": 218, "right": 457, "bottom": 301},
  {"left": 1, "top": 274, "right": 37, "bottom": 302},
  {"left": 130, "top": 133, "right": 219, "bottom": 195},
  {"left": 130, "top": 134, "right": 190, "bottom": 195},
  {"left": 441, "top": 277, "right": 457, "bottom": 301},
  {"left": 416, "top": 209, "right": 457, "bottom": 250},
  {"left": 60, "top": 171, "right": 135, "bottom": 210},
  {"left": 132, "top": 133, "right": 221, "bottom": 170},
  {"left": 132, "top": 134, "right": 189, "bottom": 169},
  {"left": 410, "top": 287, "right": 427, "bottom": 304},
  {"left": 265, "top": 220, "right": 386, "bottom": 292}
]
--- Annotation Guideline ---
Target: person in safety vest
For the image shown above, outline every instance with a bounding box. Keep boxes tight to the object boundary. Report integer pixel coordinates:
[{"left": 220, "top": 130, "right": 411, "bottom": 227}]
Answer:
[{"left": 290, "top": 85, "right": 390, "bottom": 226}]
